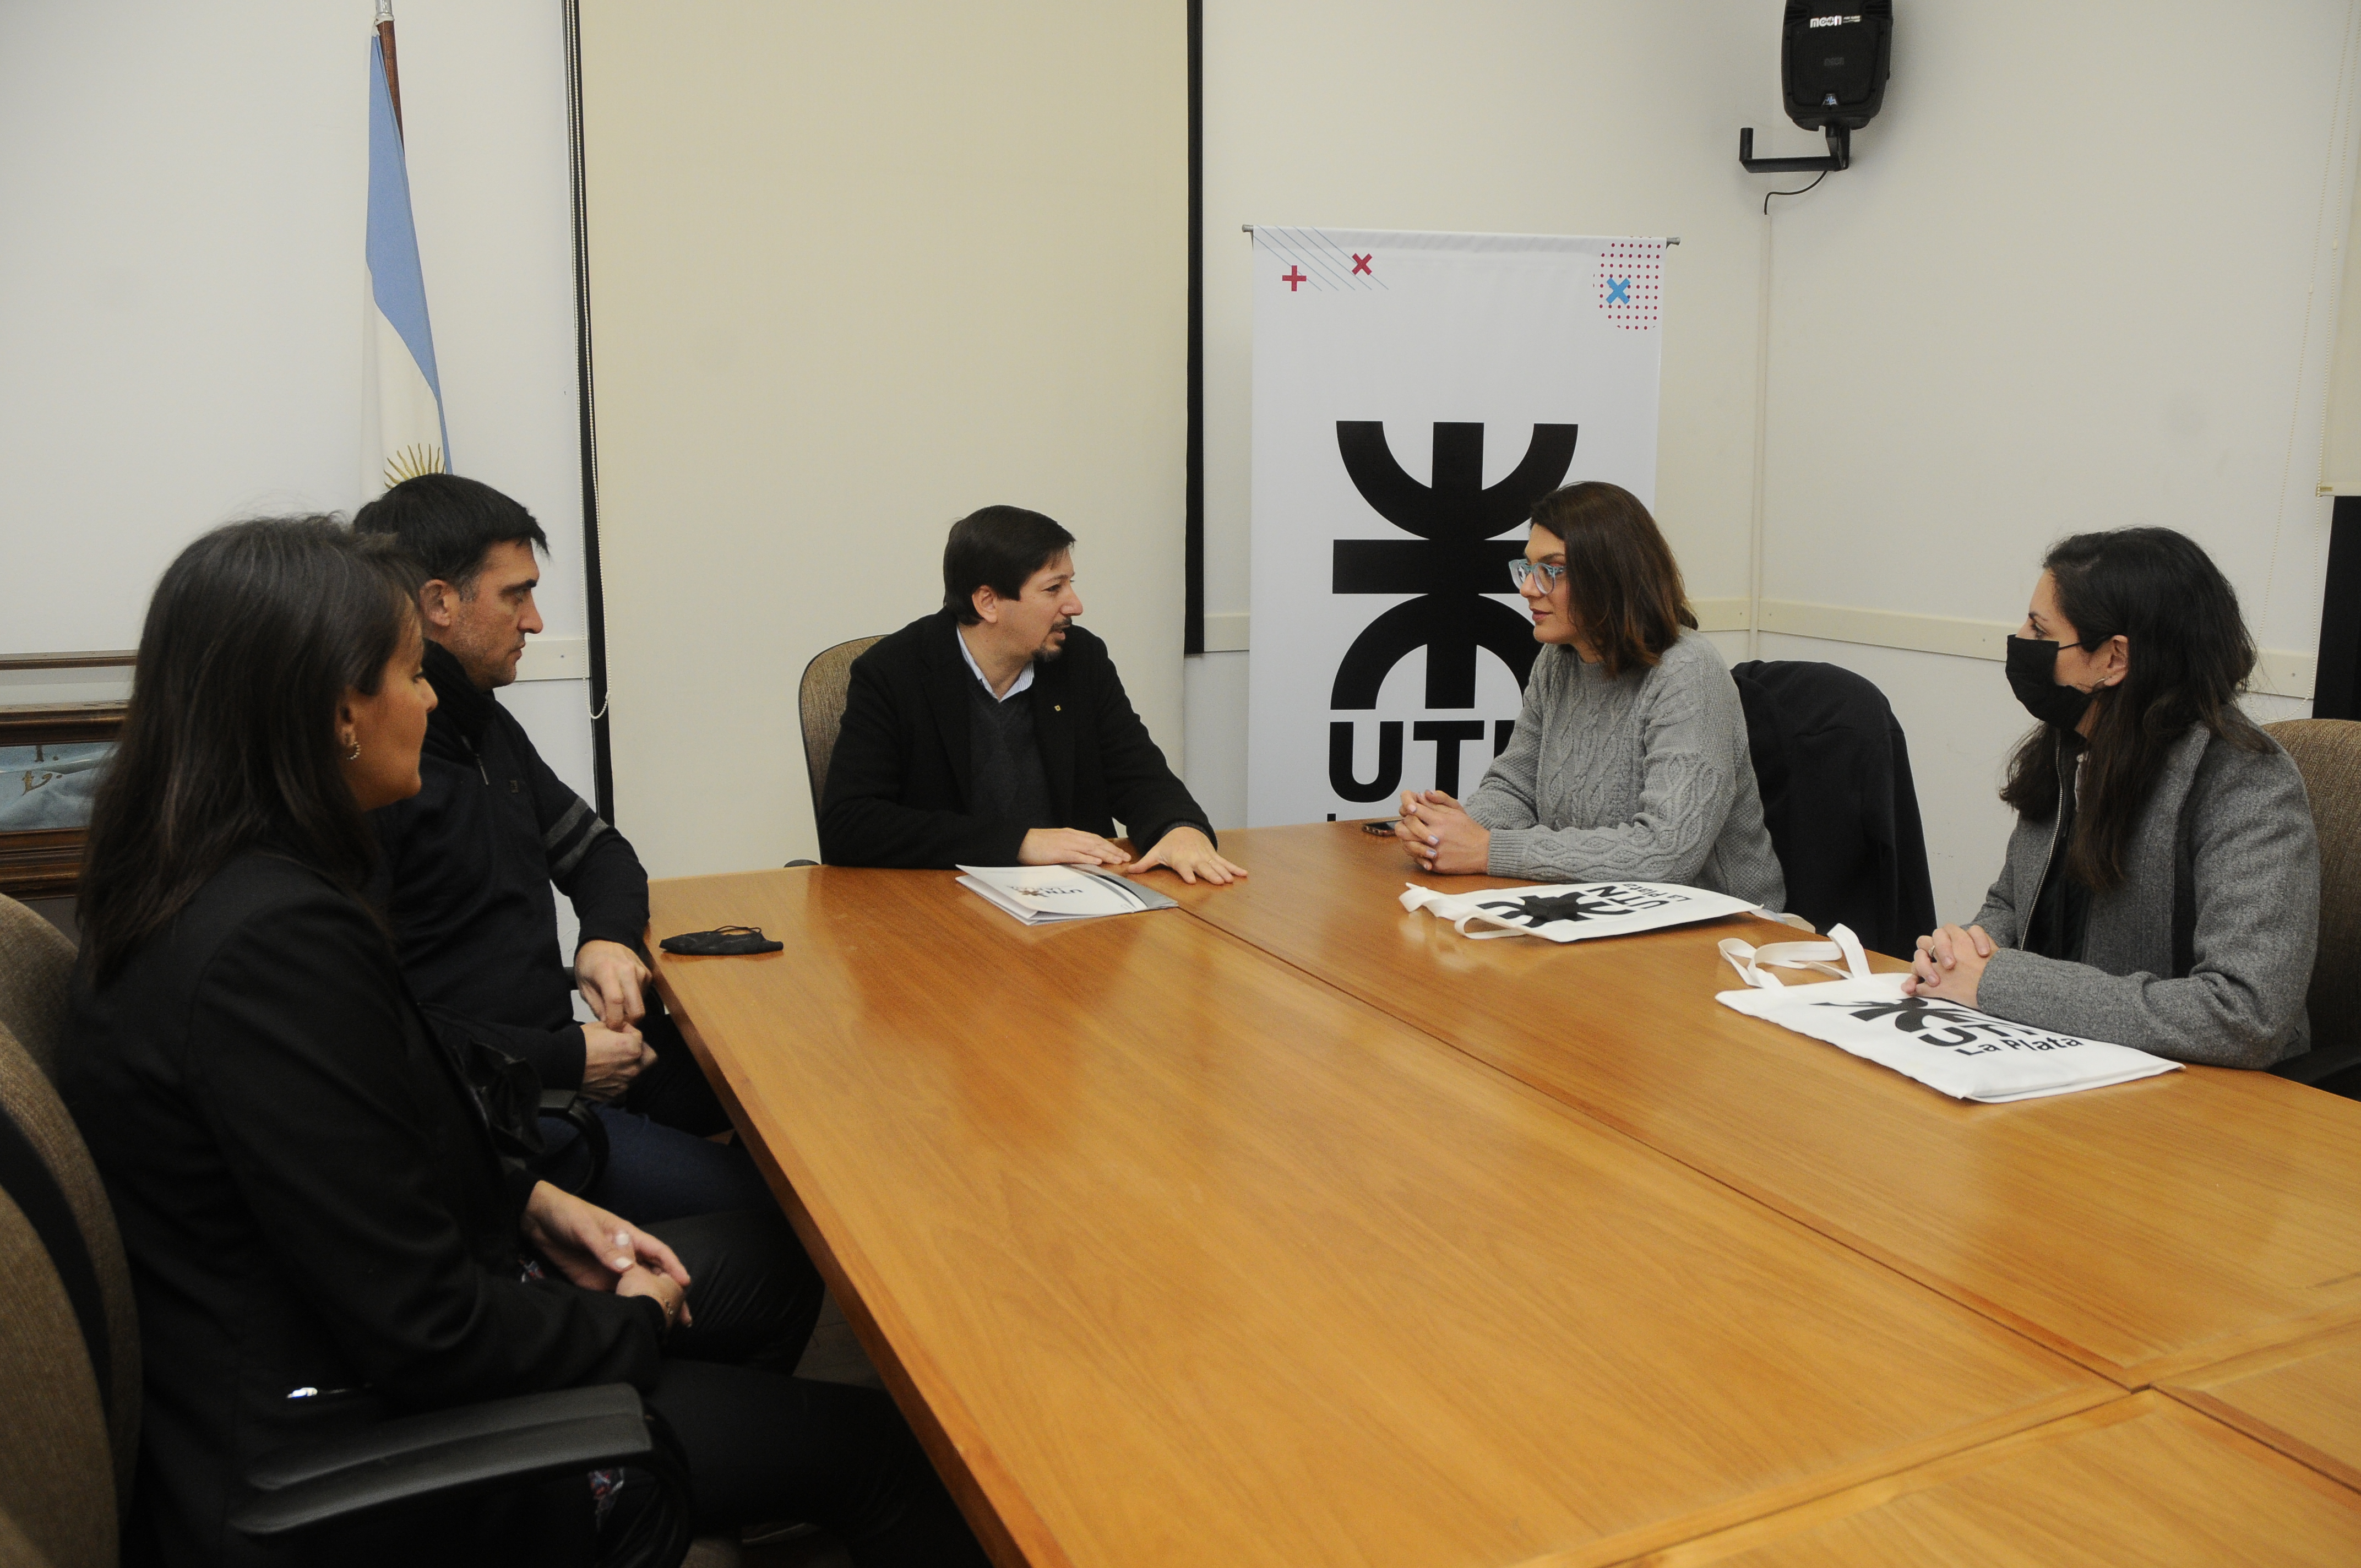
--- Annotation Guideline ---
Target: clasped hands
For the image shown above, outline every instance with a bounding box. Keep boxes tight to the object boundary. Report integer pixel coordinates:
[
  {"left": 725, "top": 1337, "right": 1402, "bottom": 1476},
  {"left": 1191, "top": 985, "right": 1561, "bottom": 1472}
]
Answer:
[
  {"left": 1905, "top": 923, "right": 1995, "bottom": 1009},
  {"left": 1392, "top": 790, "right": 1491, "bottom": 875},
  {"left": 576, "top": 938, "right": 657, "bottom": 1100},
  {"left": 1018, "top": 823, "right": 1249, "bottom": 886},
  {"left": 521, "top": 1179, "right": 690, "bottom": 1331}
]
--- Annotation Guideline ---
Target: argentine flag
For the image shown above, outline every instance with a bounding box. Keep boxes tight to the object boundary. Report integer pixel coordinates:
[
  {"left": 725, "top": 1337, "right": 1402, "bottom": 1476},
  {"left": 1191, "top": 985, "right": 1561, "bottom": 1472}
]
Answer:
[{"left": 361, "top": 30, "right": 448, "bottom": 496}]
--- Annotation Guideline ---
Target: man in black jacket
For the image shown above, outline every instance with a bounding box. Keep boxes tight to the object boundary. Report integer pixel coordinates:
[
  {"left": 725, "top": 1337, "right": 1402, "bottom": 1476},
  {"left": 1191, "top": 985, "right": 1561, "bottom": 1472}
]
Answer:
[
  {"left": 359, "top": 475, "right": 766, "bottom": 1220},
  {"left": 820, "top": 505, "right": 1245, "bottom": 881}
]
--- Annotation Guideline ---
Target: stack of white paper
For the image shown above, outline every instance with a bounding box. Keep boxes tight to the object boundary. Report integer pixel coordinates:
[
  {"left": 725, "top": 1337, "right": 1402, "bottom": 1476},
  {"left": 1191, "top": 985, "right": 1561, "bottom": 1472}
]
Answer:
[{"left": 956, "top": 864, "right": 1177, "bottom": 926}]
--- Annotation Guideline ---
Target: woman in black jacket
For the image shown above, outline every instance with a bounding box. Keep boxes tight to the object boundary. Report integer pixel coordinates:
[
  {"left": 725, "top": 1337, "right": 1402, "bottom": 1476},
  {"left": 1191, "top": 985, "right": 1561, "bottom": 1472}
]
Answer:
[{"left": 63, "top": 519, "right": 984, "bottom": 1567}]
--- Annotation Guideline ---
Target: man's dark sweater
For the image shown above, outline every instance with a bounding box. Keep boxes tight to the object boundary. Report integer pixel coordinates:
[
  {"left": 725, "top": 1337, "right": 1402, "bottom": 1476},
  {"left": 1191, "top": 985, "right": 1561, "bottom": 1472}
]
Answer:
[
  {"left": 966, "top": 679, "right": 1057, "bottom": 831},
  {"left": 371, "top": 641, "right": 646, "bottom": 1091}
]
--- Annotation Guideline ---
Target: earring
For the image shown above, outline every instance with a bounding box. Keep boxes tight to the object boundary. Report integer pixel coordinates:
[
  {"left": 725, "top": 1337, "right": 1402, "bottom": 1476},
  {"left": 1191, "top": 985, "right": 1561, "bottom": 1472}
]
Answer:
[{"left": 343, "top": 734, "right": 361, "bottom": 761}]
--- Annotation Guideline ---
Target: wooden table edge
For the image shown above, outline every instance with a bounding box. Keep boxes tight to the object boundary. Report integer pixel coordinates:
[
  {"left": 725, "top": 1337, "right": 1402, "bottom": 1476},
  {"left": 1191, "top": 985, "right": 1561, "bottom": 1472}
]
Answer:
[
  {"left": 1582, "top": 1390, "right": 2361, "bottom": 1567},
  {"left": 652, "top": 949, "right": 1074, "bottom": 1568}
]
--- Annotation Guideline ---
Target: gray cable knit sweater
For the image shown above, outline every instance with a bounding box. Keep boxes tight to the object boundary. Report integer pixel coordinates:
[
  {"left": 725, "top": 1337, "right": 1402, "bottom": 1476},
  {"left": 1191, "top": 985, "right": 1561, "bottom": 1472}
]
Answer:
[
  {"left": 1464, "top": 633, "right": 1786, "bottom": 908},
  {"left": 1971, "top": 722, "right": 2318, "bottom": 1068}
]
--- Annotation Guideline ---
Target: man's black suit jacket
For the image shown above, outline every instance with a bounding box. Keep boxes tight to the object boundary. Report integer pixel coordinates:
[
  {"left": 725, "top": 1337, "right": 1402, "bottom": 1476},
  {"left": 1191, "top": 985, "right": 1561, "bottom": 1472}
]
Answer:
[{"left": 819, "top": 609, "right": 1215, "bottom": 868}]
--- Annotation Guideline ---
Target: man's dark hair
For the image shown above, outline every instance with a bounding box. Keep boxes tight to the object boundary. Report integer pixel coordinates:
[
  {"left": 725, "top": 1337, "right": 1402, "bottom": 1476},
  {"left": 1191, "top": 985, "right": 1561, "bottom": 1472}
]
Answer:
[
  {"left": 942, "top": 506, "right": 1076, "bottom": 624},
  {"left": 352, "top": 473, "right": 550, "bottom": 596},
  {"left": 79, "top": 518, "right": 420, "bottom": 986}
]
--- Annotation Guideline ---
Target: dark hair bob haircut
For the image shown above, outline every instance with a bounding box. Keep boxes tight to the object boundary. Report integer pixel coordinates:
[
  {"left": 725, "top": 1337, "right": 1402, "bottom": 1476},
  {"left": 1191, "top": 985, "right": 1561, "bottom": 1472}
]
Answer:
[
  {"left": 352, "top": 472, "right": 549, "bottom": 596},
  {"left": 942, "top": 505, "right": 1076, "bottom": 624},
  {"left": 78, "top": 518, "right": 423, "bottom": 986},
  {"left": 2000, "top": 526, "right": 2266, "bottom": 892},
  {"left": 1525, "top": 481, "right": 1698, "bottom": 677}
]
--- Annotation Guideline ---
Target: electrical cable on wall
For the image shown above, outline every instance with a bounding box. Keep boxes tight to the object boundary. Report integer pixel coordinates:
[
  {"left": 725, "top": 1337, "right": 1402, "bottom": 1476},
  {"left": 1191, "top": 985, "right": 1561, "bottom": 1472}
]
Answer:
[{"left": 1762, "top": 168, "right": 1827, "bottom": 216}]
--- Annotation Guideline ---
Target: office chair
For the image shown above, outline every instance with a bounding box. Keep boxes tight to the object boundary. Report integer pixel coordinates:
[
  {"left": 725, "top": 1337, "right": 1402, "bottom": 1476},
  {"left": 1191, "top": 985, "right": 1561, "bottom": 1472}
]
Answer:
[
  {"left": 1729, "top": 660, "right": 1938, "bottom": 957},
  {"left": 2263, "top": 720, "right": 2361, "bottom": 1095},
  {"left": 796, "top": 636, "right": 886, "bottom": 819},
  {"left": 0, "top": 891, "right": 74, "bottom": 1080}
]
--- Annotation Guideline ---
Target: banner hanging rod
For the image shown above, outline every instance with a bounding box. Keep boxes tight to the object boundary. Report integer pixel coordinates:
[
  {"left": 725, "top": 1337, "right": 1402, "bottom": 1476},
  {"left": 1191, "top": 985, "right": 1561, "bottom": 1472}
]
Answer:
[{"left": 1241, "top": 225, "right": 1679, "bottom": 243}]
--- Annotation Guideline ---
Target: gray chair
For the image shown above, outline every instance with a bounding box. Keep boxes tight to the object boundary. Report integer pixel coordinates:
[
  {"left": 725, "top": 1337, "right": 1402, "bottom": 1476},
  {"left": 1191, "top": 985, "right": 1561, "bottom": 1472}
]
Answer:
[
  {"left": 797, "top": 635, "right": 885, "bottom": 820},
  {"left": 2264, "top": 720, "right": 2361, "bottom": 1091}
]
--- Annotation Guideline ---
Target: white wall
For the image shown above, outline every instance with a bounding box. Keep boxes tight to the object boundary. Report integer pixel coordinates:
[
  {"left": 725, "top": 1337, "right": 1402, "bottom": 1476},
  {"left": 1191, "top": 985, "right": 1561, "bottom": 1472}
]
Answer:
[
  {"left": 1195, "top": 0, "right": 2354, "bottom": 922},
  {"left": 0, "top": 0, "right": 596, "bottom": 806}
]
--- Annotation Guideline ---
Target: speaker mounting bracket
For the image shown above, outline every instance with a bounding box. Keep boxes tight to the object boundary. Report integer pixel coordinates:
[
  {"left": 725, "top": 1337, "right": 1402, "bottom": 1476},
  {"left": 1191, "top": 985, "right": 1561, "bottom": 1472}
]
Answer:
[{"left": 1739, "top": 123, "right": 1852, "bottom": 174}]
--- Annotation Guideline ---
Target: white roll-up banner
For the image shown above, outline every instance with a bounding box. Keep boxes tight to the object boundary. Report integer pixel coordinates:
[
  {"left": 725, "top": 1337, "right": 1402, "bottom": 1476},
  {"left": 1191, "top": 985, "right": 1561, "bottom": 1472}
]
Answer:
[{"left": 1247, "top": 228, "right": 1664, "bottom": 826}]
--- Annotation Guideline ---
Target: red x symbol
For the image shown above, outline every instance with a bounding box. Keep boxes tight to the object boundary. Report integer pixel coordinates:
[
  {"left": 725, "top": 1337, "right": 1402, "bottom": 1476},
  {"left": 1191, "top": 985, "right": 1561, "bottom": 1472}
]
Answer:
[
  {"left": 1282, "top": 267, "right": 1307, "bottom": 291},
  {"left": 1352, "top": 254, "right": 1373, "bottom": 275}
]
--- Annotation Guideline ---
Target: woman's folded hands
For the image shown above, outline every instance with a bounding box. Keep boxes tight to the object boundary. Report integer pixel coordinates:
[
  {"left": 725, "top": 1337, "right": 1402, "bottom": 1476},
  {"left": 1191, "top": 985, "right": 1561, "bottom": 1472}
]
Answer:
[{"left": 521, "top": 1180, "right": 694, "bottom": 1329}]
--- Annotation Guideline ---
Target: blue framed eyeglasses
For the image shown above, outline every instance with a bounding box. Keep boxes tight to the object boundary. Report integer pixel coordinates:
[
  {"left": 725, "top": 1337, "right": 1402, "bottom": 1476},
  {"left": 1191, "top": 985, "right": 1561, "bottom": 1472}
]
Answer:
[{"left": 1508, "top": 559, "right": 1565, "bottom": 590}]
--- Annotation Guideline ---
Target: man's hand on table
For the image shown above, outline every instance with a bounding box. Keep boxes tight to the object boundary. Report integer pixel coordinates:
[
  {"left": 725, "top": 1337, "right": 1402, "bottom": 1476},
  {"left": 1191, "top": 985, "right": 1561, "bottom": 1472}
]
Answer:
[
  {"left": 1019, "top": 827, "right": 1130, "bottom": 867},
  {"left": 1121, "top": 825, "right": 1247, "bottom": 886},
  {"left": 1395, "top": 790, "right": 1491, "bottom": 876}
]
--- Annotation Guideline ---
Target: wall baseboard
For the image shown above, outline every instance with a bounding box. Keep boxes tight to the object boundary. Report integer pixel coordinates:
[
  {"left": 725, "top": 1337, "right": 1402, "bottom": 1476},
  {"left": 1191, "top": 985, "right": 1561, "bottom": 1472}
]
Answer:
[{"left": 1183, "top": 601, "right": 2318, "bottom": 700}]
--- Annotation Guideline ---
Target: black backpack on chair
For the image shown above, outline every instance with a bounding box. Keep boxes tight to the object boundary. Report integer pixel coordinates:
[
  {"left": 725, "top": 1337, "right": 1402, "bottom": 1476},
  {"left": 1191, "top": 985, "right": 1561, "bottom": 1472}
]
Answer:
[{"left": 1730, "top": 660, "right": 1938, "bottom": 959}]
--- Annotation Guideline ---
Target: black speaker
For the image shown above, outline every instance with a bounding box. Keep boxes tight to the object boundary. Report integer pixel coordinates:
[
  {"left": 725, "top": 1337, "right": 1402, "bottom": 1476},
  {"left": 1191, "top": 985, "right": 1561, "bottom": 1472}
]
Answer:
[{"left": 1782, "top": 3, "right": 1893, "bottom": 132}]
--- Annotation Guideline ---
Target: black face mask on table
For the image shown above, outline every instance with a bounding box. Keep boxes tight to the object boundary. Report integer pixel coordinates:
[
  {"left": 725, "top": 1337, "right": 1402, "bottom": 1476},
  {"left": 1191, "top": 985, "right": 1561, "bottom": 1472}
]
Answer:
[{"left": 2005, "top": 635, "right": 2096, "bottom": 729}]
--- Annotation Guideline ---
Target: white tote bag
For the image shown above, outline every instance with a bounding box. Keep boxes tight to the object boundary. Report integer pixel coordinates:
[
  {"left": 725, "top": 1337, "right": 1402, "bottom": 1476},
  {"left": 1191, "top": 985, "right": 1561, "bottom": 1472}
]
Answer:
[
  {"left": 1713, "top": 925, "right": 2182, "bottom": 1102},
  {"left": 1400, "top": 880, "right": 1766, "bottom": 943}
]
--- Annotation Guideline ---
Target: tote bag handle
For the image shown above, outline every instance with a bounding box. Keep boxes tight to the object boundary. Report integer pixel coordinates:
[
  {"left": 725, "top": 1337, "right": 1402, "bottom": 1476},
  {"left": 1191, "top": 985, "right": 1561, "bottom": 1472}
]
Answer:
[{"left": 1719, "top": 923, "right": 1873, "bottom": 988}]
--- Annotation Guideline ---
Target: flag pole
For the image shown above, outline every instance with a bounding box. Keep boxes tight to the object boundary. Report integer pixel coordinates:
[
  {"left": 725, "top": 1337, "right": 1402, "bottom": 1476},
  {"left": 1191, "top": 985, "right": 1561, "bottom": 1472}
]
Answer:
[{"left": 375, "top": 0, "right": 402, "bottom": 138}]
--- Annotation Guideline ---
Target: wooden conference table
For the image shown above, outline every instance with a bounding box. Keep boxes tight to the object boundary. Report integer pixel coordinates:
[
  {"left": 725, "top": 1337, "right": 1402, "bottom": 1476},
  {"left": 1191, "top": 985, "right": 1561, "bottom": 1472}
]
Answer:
[{"left": 649, "top": 824, "right": 2361, "bottom": 1567}]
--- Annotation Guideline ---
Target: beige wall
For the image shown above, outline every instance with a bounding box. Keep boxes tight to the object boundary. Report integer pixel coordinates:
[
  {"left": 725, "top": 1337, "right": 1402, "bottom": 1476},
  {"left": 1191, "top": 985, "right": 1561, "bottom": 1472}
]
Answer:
[{"left": 579, "top": 1, "right": 1187, "bottom": 875}]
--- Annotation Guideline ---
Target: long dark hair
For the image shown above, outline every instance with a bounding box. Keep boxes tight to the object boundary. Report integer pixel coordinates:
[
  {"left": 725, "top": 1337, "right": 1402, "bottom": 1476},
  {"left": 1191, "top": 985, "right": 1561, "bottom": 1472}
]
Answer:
[
  {"left": 79, "top": 518, "right": 421, "bottom": 986},
  {"left": 1527, "top": 482, "right": 1698, "bottom": 678},
  {"left": 1999, "top": 527, "right": 2265, "bottom": 890}
]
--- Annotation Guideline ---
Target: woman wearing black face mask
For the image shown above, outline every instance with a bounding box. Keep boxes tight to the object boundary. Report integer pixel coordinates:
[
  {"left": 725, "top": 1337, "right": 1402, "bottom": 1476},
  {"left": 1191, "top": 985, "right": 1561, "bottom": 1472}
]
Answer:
[{"left": 1902, "top": 527, "right": 2319, "bottom": 1066}]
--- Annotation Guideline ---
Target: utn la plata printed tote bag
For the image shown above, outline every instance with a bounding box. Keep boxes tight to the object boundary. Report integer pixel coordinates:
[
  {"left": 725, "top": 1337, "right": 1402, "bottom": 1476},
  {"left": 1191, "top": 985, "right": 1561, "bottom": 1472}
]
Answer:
[
  {"left": 1400, "top": 880, "right": 1770, "bottom": 944},
  {"left": 1714, "top": 925, "right": 2180, "bottom": 1103}
]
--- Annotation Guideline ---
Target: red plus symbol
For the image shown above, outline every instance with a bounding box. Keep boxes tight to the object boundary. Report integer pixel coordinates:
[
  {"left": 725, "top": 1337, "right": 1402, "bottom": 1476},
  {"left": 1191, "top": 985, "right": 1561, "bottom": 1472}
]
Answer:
[
  {"left": 1352, "top": 254, "right": 1372, "bottom": 274},
  {"left": 1281, "top": 267, "right": 1307, "bottom": 291}
]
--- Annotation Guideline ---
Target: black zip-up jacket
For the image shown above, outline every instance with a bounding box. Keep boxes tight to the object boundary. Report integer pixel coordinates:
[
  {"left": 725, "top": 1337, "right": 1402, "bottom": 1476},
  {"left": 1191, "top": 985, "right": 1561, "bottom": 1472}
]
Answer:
[
  {"left": 63, "top": 852, "right": 661, "bottom": 1566},
  {"left": 819, "top": 609, "right": 1214, "bottom": 868},
  {"left": 371, "top": 641, "right": 648, "bottom": 1091}
]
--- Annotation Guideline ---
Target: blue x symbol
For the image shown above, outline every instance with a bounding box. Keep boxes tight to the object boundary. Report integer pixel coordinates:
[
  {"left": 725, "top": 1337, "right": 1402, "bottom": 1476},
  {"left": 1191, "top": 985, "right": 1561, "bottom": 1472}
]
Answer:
[{"left": 1605, "top": 277, "right": 1631, "bottom": 306}]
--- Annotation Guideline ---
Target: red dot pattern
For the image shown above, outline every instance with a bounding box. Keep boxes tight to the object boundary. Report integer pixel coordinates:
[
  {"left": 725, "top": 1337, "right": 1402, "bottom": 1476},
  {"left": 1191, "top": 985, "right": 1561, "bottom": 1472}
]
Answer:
[{"left": 1597, "top": 239, "right": 1664, "bottom": 331}]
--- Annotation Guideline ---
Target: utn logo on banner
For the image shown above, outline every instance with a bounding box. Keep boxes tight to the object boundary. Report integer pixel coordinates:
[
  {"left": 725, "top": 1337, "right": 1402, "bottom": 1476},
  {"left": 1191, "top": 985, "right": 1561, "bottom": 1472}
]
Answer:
[{"left": 1248, "top": 228, "right": 1666, "bottom": 827}]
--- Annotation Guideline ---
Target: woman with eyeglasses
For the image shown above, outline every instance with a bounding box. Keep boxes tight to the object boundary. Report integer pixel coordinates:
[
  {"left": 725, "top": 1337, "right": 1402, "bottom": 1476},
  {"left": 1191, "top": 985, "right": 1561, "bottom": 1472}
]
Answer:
[
  {"left": 1395, "top": 481, "right": 1784, "bottom": 908},
  {"left": 1905, "top": 528, "right": 2318, "bottom": 1066}
]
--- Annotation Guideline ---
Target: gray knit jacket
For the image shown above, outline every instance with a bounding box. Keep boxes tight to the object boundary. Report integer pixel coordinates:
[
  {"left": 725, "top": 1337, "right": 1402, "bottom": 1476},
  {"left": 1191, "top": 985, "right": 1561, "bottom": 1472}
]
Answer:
[
  {"left": 1971, "top": 722, "right": 2318, "bottom": 1068},
  {"left": 1464, "top": 632, "right": 1786, "bottom": 908}
]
